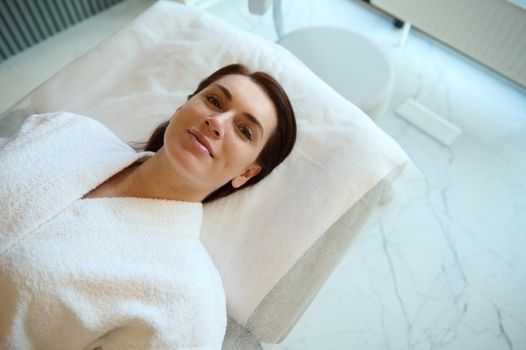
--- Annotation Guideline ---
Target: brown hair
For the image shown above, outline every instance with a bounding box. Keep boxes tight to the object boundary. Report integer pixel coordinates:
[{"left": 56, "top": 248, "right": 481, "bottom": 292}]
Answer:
[{"left": 140, "top": 63, "right": 296, "bottom": 203}]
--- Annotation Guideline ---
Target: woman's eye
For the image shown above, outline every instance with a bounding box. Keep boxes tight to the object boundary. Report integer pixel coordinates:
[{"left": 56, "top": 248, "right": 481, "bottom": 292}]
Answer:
[
  {"left": 239, "top": 125, "right": 253, "bottom": 140},
  {"left": 207, "top": 95, "right": 222, "bottom": 109}
]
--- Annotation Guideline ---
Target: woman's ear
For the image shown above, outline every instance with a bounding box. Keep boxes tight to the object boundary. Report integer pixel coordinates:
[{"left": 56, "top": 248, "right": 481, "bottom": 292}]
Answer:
[{"left": 231, "top": 164, "right": 262, "bottom": 188}]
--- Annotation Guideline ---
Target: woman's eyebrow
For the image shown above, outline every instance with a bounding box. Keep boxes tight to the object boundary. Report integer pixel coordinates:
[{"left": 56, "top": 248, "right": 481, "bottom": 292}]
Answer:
[
  {"left": 212, "top": 83, "right": 232, "bottom": 100},
  {"left": 211, "top": 83, "right": 264, "bottom": 137}
]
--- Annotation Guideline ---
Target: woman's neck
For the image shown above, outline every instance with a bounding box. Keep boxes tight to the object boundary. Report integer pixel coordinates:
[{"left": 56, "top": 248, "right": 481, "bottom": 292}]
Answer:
[{"left": 113, "top": 148, "right": 206, "bottom": 202}]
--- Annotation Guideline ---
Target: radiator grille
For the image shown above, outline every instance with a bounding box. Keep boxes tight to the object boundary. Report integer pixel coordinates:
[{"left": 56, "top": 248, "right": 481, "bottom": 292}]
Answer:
[
  {"left": 0, "top": 0, "right": 126, "bottom": 62},
  {"left": 371, "top": 0, "right": 526, "bottom": 89}
]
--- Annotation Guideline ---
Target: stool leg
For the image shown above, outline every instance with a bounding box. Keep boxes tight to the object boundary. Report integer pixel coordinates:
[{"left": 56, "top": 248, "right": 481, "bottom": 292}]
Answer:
[
  {"left": 272, "top": 0, "right": 284, "bottom": 40},
  {"left": 398, "top": 21, "right": 412, "bottom": 48}
]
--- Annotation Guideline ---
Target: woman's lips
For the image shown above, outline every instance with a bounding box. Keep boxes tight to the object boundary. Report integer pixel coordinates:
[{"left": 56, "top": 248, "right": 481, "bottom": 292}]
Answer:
[{"left": 188, "top": 130, "right": 214, "bottom": 157}]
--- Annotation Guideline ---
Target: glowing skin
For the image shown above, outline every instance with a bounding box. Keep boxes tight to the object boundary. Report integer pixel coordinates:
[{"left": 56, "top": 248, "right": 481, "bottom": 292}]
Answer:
[{"left": 163, "top": 74, "right": 277, "bottom": 197}]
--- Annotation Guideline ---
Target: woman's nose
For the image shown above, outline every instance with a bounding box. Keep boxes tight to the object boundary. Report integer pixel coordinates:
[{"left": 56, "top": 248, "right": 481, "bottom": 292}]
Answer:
[{"left": 205, "top": 114, "right": 229, "bottom": 139}]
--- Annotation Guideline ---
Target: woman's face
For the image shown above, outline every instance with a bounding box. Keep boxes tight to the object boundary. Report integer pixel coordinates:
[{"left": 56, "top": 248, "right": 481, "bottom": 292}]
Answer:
[{"left": 163, "top": 74, "right": 278, "bottom": 196}]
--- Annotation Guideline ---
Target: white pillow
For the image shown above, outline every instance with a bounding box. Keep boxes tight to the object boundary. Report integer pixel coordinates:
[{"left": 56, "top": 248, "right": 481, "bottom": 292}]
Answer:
[{"left": 29, "top": 1, "right": 410, "bottom": 325}]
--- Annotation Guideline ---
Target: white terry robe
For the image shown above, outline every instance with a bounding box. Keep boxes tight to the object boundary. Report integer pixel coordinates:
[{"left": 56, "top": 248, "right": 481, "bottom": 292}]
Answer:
[{"left": 0, "top": 112, "right": 227, "bottom": 350}]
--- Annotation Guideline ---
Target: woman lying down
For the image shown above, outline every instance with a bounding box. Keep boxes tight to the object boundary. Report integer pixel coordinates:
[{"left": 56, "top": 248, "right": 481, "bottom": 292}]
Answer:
[{"left": 0, "top": 64, "right": 297, "bottom": 349}]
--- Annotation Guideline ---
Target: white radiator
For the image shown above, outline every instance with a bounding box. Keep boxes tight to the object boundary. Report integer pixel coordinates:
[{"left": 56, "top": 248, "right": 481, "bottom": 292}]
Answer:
[{"left": 370, "top": 0, "right": 526, "bottom": 88}]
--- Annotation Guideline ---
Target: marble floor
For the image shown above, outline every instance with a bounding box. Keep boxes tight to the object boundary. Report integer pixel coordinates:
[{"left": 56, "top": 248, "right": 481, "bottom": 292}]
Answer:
[{"left": 1, "top": 0, "right": 525, "bottom": 349}]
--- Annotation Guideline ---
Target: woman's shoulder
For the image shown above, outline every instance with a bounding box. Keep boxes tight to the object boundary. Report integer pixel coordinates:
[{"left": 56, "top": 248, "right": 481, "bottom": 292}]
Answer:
[
  {"left": 17, "top": 111, "right": 101, "bottom": 136},
  {"left": 0, "top": 111, "right": 136, "bottom": 238},
  {"left": 1, "top": 111, "right": 123, "bottom": 154}
]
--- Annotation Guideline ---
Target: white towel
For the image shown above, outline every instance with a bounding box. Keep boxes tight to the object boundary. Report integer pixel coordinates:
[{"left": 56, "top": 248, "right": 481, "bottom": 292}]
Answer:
[{"left": 0, "top": 112, "right": 226, "bottom": 349}]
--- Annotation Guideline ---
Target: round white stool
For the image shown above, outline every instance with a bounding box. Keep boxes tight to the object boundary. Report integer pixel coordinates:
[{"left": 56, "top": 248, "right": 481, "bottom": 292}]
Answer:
[{"left": 278, "top": 27, "right": 393, "bottom": 120}]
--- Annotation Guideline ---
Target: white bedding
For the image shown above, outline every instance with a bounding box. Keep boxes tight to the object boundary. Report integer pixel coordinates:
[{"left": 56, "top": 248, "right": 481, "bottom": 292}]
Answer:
[{"left": 27, "top": 1, "right": 411, "bottom": 327}]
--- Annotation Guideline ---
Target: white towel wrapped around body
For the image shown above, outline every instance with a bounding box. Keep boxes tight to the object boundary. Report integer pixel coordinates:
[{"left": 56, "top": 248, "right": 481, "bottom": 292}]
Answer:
[{"left": 0, "top": 112, "right": 226, "bottom": 350}]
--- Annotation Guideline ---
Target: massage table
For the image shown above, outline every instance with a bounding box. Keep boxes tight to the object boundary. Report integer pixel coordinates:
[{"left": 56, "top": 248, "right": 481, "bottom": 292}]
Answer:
[{"left": 0, "top": 1, "right": 416, "bottom": 348}]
